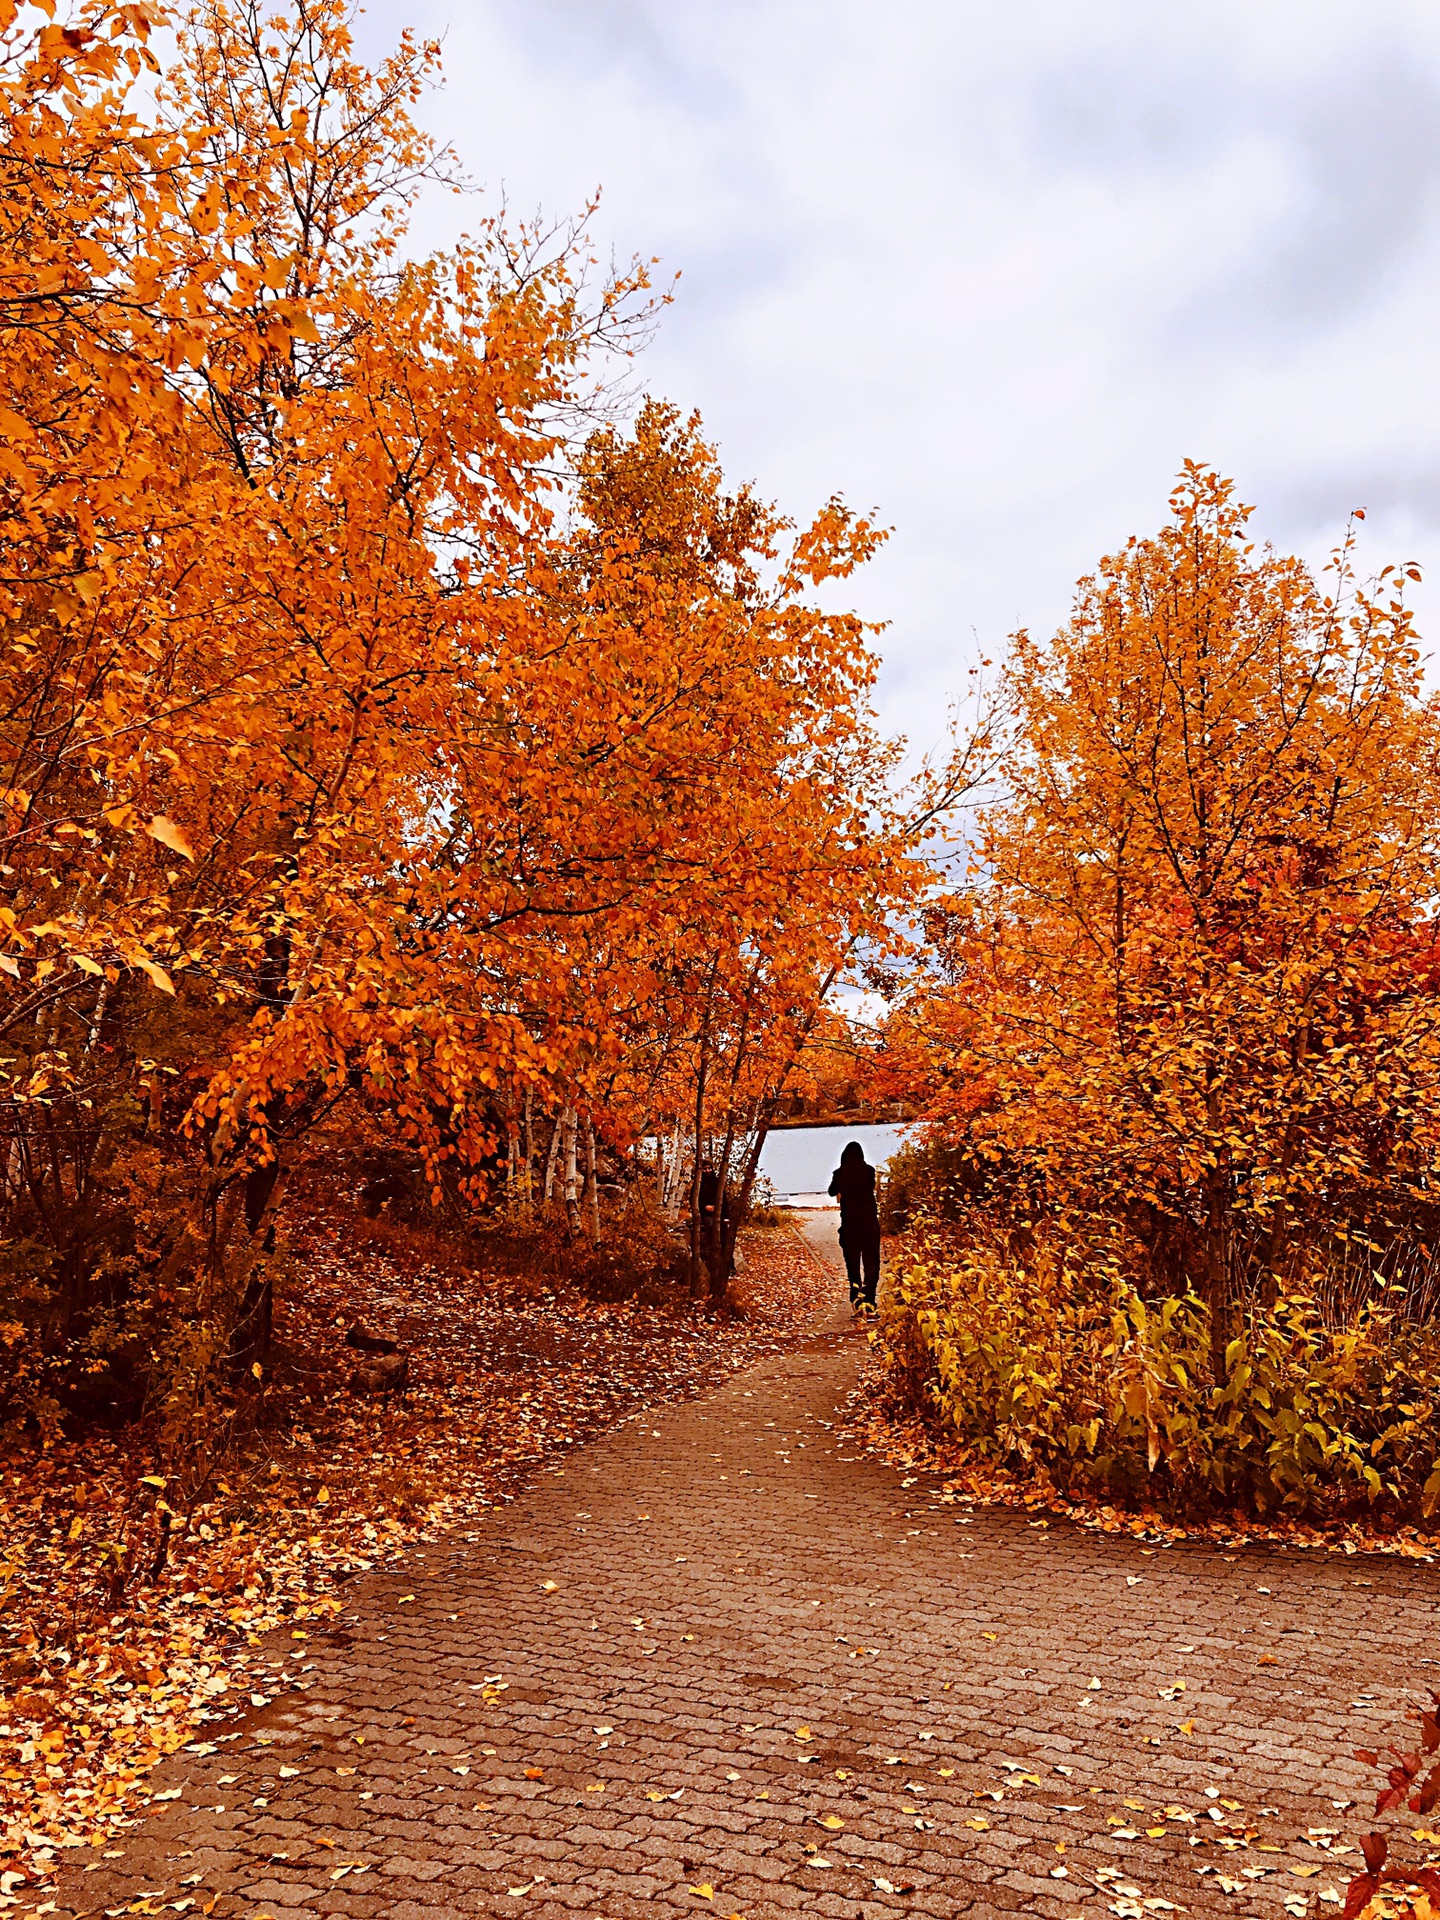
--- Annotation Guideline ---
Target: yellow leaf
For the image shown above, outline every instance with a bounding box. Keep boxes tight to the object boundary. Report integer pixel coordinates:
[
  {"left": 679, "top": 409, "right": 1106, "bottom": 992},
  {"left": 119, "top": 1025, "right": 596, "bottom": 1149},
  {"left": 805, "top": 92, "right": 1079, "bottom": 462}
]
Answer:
[
  {"left": 134, "top": 954, "right": 175, "bottom": 995},
  {"left": 688, "top": 1887, "right": 714, "bottom": 1901},
  {"left": 818, "top": 1814, "right": 844, "bottom": 1830},
  {"left": 73, "top": 953, "right": 104, "bottom": 975},
  {"left": 146, "top": 814, "right": 196, "bottom": 860}
]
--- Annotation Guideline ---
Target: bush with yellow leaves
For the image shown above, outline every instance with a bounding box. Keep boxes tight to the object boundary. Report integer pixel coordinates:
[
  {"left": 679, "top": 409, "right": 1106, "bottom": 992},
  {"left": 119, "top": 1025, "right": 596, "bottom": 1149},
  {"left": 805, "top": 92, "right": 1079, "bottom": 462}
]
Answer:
[{"left": 882, "top": 1224, "right": 1440, "bottom": 1522}]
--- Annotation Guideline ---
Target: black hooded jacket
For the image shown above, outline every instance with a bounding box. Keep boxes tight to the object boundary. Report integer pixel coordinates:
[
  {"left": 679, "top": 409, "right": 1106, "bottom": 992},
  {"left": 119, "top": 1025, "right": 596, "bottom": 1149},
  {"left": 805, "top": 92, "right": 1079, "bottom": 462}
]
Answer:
[{"left": 827, "top": 1152, "right": 878, "bottom": 1234}]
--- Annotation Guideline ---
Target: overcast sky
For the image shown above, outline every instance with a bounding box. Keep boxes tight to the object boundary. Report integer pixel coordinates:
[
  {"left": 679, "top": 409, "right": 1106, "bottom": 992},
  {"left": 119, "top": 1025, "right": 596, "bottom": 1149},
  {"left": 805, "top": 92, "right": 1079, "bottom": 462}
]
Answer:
[{"left": 368, "top": 0, "right": 1440, "bottom": 760}]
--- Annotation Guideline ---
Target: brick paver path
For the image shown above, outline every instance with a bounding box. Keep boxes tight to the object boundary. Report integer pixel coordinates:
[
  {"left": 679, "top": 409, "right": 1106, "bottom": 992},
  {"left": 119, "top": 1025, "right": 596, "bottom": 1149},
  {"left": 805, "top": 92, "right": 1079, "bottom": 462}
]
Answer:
[{"left": 55, "top": 1218, "right": 1438, "bottom": 1920}]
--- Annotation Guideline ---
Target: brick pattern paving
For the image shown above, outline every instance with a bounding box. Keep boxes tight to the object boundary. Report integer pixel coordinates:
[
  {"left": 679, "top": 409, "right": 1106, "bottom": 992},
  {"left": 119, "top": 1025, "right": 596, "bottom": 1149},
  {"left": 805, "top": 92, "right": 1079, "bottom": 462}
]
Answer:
[{"left": 53, "top": 1219, "right": 1439, "bottom": 1920}]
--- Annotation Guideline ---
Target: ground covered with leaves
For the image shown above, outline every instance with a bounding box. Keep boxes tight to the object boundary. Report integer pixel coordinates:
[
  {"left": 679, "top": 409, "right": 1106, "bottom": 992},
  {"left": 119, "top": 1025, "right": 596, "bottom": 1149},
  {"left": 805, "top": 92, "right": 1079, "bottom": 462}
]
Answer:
[{"left": 0, "top": 1211, "right": 832, "bottom": 1905}]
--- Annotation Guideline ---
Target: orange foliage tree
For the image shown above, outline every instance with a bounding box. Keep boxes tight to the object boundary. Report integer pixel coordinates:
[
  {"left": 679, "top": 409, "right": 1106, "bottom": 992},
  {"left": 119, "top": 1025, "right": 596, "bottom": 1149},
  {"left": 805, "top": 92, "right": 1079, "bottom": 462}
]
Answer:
[
  {"left": 0, "top": 0, "right": 916, "bottom": 1437},
  {"left": 892, "top": 467, "right": 1440, "bottom": 1364}
]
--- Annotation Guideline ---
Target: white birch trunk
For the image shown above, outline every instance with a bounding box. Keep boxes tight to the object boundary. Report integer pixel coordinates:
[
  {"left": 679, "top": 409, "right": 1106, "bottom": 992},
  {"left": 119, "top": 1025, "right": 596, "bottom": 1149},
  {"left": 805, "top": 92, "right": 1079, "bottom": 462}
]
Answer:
[
  {"left": 562, "top": 1107, "right": 581, "bottom": 1237},
  {"left": 584, "top": 1117, "right": 600, "bottom": 1246}
]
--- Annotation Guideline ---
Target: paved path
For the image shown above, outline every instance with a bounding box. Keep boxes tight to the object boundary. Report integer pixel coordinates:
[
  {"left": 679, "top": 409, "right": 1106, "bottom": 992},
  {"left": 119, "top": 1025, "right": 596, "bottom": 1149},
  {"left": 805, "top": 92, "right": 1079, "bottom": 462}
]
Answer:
[{"left": 55, "top": 1220, "right": 1438, "bottom": 1920}]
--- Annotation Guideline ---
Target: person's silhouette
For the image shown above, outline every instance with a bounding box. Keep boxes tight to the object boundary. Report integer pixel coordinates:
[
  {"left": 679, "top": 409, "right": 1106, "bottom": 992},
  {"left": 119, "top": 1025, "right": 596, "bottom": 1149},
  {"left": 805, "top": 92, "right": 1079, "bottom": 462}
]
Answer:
[{"left": 827, "top": 1140, "right": 880, "bottom": 1310}]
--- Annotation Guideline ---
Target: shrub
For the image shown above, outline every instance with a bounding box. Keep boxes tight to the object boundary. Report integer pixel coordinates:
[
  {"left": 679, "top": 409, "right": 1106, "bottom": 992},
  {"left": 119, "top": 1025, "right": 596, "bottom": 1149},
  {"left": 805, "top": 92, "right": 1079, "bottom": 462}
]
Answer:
[{"left": 882, "top": 1224, "right": 1440, "bottom": 1522}]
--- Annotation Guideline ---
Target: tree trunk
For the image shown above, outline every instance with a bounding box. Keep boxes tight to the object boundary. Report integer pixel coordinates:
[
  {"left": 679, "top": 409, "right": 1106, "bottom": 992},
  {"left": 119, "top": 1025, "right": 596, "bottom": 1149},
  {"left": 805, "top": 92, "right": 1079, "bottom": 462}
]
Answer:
[
  {"left": 688, "top": 976, "right": 715, "bottom": 1296},
  {"left": 584, "top": 1117, "right": 600, "bottom": 1247},
  {"left": 228, "top": 1162, "right": 290, "bottom": 1375},
  {"left": 542, "top": 1111, "right": 562, "bottom": 1208},
  {"left": 562, "top": 1107, "right": 581, "bottom": 1240},
  {"left": 1203, "top": 1164, "right": 1229, "bottom": 1385},
  {"left": 664, "top": 1118, "right": 683, "bottom": 1217}
]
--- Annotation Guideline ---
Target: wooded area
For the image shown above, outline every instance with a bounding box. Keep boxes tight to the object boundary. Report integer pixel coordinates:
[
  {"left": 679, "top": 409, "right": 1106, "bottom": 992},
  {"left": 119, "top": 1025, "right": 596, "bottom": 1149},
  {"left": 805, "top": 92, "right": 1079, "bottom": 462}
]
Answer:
[
  {"left": 0, "top": 0, "right": 935, "bottom": 1462},
  {"left": 4, "top": 1, "right": 1440, "bottom": 1908},
  {"left": 877, "top": 468, "right": 1440, "bottom": 1527}
]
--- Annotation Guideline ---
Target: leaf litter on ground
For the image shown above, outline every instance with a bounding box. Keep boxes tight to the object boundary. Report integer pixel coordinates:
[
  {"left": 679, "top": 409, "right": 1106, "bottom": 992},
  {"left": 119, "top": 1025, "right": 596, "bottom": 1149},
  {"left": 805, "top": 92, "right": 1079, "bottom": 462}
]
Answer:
[{"left": 0, "top": 1214, "right": 832, "bottom": 1903}]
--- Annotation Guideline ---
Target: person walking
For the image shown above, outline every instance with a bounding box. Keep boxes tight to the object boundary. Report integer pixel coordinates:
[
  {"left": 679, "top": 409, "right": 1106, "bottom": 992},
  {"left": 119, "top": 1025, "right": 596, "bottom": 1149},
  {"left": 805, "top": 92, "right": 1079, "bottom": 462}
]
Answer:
[{"left": 828, "top": 1139, "right": 881, "bottom": 1311}]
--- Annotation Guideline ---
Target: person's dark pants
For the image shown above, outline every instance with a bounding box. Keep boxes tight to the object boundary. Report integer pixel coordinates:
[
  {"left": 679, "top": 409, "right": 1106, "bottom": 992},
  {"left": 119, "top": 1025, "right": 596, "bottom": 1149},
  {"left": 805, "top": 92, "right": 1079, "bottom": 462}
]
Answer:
[{"left": 840, "top": 1224, "right": 880, "bottom": 1306}]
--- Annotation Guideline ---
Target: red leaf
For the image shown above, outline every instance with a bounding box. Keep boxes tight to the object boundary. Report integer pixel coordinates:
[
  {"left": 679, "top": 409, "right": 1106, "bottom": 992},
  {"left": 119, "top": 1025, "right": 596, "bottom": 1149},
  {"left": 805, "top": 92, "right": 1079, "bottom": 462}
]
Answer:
[
  {"left": 1361, "top": 1834, "right": 1389, "bottom": 1874},
  {"left": 1355, "top": 1749, "right": 1380, "bottom": 1767},
  {"left": 1342, "top": 1872, "right": 1378, "bottom": 1920}
]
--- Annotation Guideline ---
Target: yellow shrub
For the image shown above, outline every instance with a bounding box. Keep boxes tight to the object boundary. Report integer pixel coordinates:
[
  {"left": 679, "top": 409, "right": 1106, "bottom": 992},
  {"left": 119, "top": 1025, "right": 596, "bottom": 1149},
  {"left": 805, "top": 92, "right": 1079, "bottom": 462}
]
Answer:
[{"left": 883, "top": 1227, "right": 1440, "bottom": 1520}]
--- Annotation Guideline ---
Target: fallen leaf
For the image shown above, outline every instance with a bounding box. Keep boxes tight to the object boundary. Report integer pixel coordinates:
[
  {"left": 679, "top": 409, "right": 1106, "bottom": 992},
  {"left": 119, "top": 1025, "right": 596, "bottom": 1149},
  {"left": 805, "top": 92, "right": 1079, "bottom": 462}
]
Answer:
[
  {"left": 524, "top": 1767, "right": 545, "bottom": 1780},
  {"left": 818, "top": 1814, "right": 844, "bottom": 1830},
  {"left": 689, "top": 1886, "right": 714, "bottom": 1900}
]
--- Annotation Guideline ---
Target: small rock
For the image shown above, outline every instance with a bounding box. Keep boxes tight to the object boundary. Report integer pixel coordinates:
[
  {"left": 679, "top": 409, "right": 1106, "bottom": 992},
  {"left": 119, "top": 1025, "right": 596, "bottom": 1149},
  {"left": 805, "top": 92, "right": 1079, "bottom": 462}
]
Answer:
[{"left": 349, "top": 1352, "right": 409, "bottom": 1394}]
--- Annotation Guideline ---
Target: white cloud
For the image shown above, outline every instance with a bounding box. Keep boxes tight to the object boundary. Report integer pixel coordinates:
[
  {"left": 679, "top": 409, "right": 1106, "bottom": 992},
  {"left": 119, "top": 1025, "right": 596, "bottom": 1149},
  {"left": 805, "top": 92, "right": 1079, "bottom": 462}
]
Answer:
[{"left": 364, "top": 0, "right": 1440, "bottom": 755}]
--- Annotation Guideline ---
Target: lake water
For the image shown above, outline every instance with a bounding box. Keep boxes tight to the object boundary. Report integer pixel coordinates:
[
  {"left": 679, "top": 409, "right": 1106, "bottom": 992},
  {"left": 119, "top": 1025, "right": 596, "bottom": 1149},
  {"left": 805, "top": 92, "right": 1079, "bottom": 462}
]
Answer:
[{"left": 758, "top": 1122, "right": 915, "bottom": 1207}]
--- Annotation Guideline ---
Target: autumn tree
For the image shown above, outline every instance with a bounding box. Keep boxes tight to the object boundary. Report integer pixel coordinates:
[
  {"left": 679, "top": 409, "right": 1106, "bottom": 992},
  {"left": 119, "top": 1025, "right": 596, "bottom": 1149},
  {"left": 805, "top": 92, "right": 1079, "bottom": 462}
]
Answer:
[
  {"left": 898, "top": 467, "right": 1440, "bottom": 1365},
  {"left": 483, "top": 400, "right": 916, "bottom": 1296},
  {"left": 0, "top": 0, "right": 919, "bottom": 1435}
]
